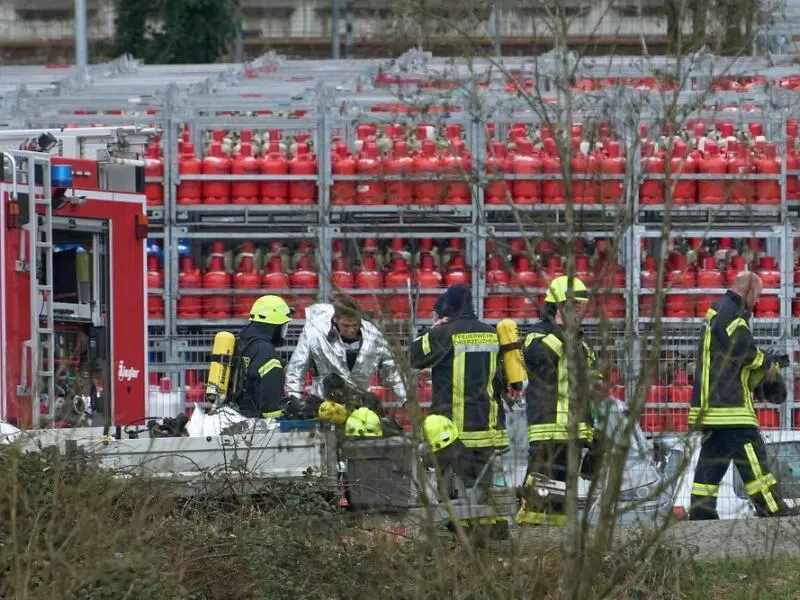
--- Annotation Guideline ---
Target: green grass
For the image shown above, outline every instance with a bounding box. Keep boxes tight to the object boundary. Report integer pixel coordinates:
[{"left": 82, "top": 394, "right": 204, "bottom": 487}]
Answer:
[{"left": 693, "top": 557, "right": 800, "bottom": 600}]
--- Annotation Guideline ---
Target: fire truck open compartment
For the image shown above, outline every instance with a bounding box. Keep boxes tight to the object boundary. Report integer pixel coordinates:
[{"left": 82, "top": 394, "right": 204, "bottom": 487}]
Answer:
[{"left": 1, "top": 147, "right": 147, "bottom": 431}]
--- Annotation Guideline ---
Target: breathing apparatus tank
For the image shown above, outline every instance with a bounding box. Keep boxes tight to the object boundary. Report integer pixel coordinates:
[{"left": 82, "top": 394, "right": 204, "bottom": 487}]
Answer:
[
  {"left": 205, "top": 331, "right": 236, "bottom": 406},
  {"left": 496, "top": 319, "right": 527, "bottom": 392}
]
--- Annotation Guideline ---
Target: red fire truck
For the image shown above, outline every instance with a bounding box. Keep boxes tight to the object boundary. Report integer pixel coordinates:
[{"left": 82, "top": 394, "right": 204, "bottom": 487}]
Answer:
[{"left": 0, "top": 128, "right": 151, "bottom": 430}]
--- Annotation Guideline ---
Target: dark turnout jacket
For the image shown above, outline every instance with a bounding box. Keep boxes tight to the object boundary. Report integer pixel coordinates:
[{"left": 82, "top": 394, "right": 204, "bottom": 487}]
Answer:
[
  {"left": 236, "top": 322, "right": 285, "bottom": 418},
  {"left": 690, "top": 290, "right": 779, "bottom": 428},
  {"left": 522, "top": 317, "right": 598, "bottom": 443},
  {"left": 409, "top": 310, "right": 508, "bottom": 448}
]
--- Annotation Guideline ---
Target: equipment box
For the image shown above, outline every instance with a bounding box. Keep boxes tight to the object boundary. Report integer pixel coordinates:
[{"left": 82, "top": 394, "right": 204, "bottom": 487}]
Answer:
[{"left": 340, "top": 436, "right": 415, "bottom": 512}]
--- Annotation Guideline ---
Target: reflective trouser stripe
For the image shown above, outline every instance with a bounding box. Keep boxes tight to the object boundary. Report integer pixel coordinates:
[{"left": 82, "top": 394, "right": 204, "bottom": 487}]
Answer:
[
  {"left": 527, "top": 423, "right": 594, "bottom": 443},
  {"left": 743, "top": 442, "right": 780, "bottom": 513},
  {"left": 258, "top": 358, "right": 282, "bottom": 377},
  {"left": 262, "top": 409, "right": 283, "bottom": 418},
  {"left": 691, "top": 482, "right": 720, "bottom": 497},
  {"left": 516, "top": 509, "right": 567, "bottom": 526}
]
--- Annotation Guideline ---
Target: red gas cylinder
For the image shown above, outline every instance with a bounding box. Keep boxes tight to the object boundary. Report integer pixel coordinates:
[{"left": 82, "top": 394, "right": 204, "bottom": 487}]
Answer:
[
  {"left": 698, "top": 141, "right": 726, "bottom": 204},
  {"left": 727, "top": 141, "right": 755, "bottom": 205},
  {"left": 353, "top": 141, "right": 382, "bottom": 205},
  {"left": 385, "top": 257, "right": 411, "bottom": 318},
  {"left": 202, "top": 254, "right": 232, "bottom": 319},
  {"left": 143, "top": 142, "right": 164, "bottom": 207},
  {"left": 331, "top": 142, "right": 357, "bottom": 206},
  {"left": 485, "top": 142, "right": 511, "bottom": 205},
  {"left": 202, "top": 142, "right": 231, "bottom": 205},
  {"left": 571, "top": 142, "right": 596, "bottom": 204},
  {"left": 600, "top": 141, "right": 625, "bottom": 205},
  {"left": 669, "top": 370, "right": 692, "bottom": 404},
  {"left": 666, "top": 253, "right": 696, "bottom": 288},
  {"left": 231, "top": 142, "right": 260, "bottom": 205},
  {"left": 485, "top": 255, "right": 510, "bottom": 318},
  {"left": 794, "top": 257, "right": 800, "bottom": 285},
  {"left": 233, "top": 251, "right": 261, "bottom": 319},
  {"left": 177, "top": 143, "right": 202, "bottom": 205},
  {"left": 755, "top": 295, "right": 780, "bottom": 318},
  {"left": 263, "top": 257, "right": 289, "bottom": 290},
  {"left": 177, "top": 256, "right": 202, "bottom": 319},
  {"left": 725, "top": 255, "right": 747, "bottom": 285},
  {"left": 331, "top": 257, "right": 355, "bottom": 290},
  {"left": 290, "top": 255, "right": 319, "bottom": 312},
  {"left": 439, "top": 140, "right": 468, "bottom": 206},
  {"left": 356, "top": 255, "right": 384, "bottom": 313},
  {"left": 445, "top": 254, "right": 471, "bottom": 286},
  {"left": 788, "top": 138, "right": 800, "bottom": 201},
  {"left": 670, "top": 140, "right": 696, "bottom": 204},
  {"left": 385, "top": 141, "right": 415, "bottom": 205},
  {"left": 639, "top": 141, "right": 665, "bottom": 205},
  {"left": 147, "top": 255, "right": 165, "bottom": 318},
  {"left": 697, "top": 256, "right": 723, "bottom": 289},
  {"left": 541, "top": 138, "right": 566, "bottom": 205},
  {"left": 414, "top": 253, "right": 443, "bottom": 316},
  {"left": 756, "top": 143, "right": 781, "bottom": 205},
  {"left": 509, "top": 256, "right": 538, "bottom": 318},
  {"left": 543, "top": 255, "right": 564, "bottom": 285},
  {"left": 639, "top": 255, "right": 659, "bottom": 317},
  {"left": 260, "top": 141, "right": 289, "bottom": 205},
  {"left": 289, "top": 143, "right": 318, "bottom": 205},
  {"left": 758, "top": 408, "right": 781, "bottom": 430},
  {"left": 575, "top": 255, "right": 594, "bottom": 289},
  {"left": 415, "top": 140, "right": 443, "bottom": 205},
  {"left": 756, "top": 255, "right": 780, "bottom": 289},
  {"left": 512, "top": 139, "right": 542, "bottom": 204}
]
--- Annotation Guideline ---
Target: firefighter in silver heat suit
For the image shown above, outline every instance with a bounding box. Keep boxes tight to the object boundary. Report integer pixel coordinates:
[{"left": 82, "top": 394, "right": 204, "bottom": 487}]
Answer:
[{"left": 285, "top": 298, "right": 407, "bottom": 402}]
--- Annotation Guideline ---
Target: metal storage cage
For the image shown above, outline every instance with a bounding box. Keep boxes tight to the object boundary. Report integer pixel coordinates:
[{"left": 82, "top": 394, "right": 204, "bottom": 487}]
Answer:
[{"left": 3, "top": 49, "right": 800, "bottom": 431}]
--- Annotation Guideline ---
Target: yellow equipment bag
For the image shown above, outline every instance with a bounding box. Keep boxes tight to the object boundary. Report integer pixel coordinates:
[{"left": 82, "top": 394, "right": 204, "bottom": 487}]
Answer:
[{"left": 496, "top": 319, "right": 527, "bottom": 391}]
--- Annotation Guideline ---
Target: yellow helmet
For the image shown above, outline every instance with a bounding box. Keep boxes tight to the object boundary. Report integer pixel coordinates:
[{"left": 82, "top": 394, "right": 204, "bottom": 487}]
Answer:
[
  {"left": 544, "top": 275, "right": 589, "bottom": 305},
  {"left": 422, "top": 414, "right": 459, "bottom": 453},
  {"left": 345, "top": 407, "right": 383, "bottom": 438},
  {"left": 318, "top": 400, "right": 349, "bottom": 425},
  {"left": 249, "top": 295, "right": 292, "bottom": 325}
]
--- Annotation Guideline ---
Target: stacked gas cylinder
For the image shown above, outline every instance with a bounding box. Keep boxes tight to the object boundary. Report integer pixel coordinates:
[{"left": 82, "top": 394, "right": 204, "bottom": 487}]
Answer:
[
  {"left": 639, "top": 119, "right": 797, "bottom": 206},
  {"left": 640, "top": 236, "right": 781, "bottom": 319},
  {"left": 163, "top": 239, "right": 320, "bottom": 320},
  {"left": 485, "top": 237, "right": 626, "bottom": 319},
  {"left": 175, "top": 129, "right": 319, "bottom": 206},
  {"left": 328, "top": 237, "right": 470, "bottom": 317}
]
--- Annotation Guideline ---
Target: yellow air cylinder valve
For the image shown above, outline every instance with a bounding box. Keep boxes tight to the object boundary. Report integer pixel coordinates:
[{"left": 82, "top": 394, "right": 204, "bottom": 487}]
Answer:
[
  {"left": 205, "top": 331, "right": 236, "bottom": 405},
  {"left": 497, "top": 319, "right": 527, "bottom": 392}
]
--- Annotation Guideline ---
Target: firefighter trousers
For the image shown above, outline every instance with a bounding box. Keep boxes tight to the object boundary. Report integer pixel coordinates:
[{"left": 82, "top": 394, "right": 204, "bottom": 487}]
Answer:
[
  {"left": 517, "top": 442, "right": 570, "bottom": 526},
  {"left": 689, "top": 426, "right": 788, "bottom": 520}
]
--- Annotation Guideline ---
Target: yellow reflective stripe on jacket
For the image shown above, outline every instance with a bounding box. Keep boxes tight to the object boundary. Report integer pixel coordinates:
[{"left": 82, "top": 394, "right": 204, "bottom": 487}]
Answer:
[
  {"left": 540, "top": 334, "right": 568, "bottom": 426},
  {"left": 524, "top": 332, "right": 546, "bottom": 348},
  {"left": 740, "top": 348, "right": 764, "bottom": 416},
  {"left": 699, "top": 309, "right": 717, "bottom": 413},
  {"left": 258, "top": 358, "right": 282, "bottom": 378},
  {"left": 460, "top": 429, "right": 509, "bottom": 448},
  {"left": 526, "top": 423, "right": 593, "bottom": 443},
  {"left": 688, "top": 407, "right": 759, "bottom": 427},
  {"left": 691, "top": 482, "right": 720, "bottom": 497},
  {"left": 262, "top": 409, "right": 283, "bottom": 418},
  {"left": 726, "top": 317, "right": 749, "bottom": 337},
  {"left": 743, "top": 442, "right": 780, "bottom": 513},
  {"left": 452, "top": 352, "right": 466, "bottom": 432},
  {"left": 487, "top": 350, "right": 498, "bottom": 430},
  {"left": 420, "top": 333, "right": 431, "bottom": 355}
]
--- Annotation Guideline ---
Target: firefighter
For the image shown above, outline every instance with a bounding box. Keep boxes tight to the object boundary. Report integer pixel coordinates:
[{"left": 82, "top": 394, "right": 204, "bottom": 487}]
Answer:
[
  {"left": 409, "top": 284, "right": 509, "bottom": 500},
  {"left": 689, "top": 272, "right": 791, "bottom": 520},
  {"left": 233, "top": 295, "right": 293, "bottom": 418},
  {"left": 518, "top": 275, "right": 598, "bottom": 527},
  {"left": 285, "top": 297, "right": 406, "bottom": 402}
]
